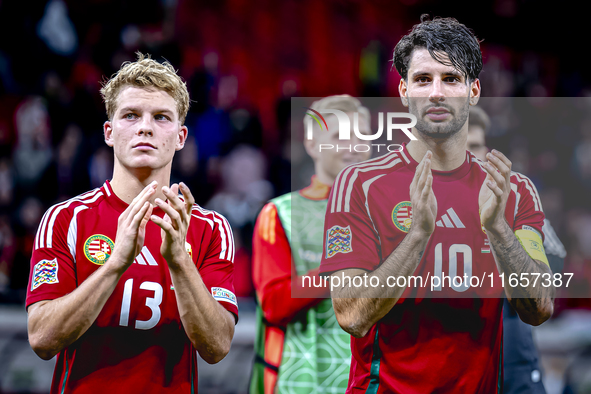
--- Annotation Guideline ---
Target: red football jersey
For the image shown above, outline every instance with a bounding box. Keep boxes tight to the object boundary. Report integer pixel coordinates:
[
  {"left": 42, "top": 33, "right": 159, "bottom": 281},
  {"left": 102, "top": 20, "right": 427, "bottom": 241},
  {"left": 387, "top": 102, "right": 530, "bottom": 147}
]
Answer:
[
  {"left": 319, "top": 146, "right": 545, "bottom": 393},
  {"left": 26, "top": 181, "right": 238, "bottom": 394}
]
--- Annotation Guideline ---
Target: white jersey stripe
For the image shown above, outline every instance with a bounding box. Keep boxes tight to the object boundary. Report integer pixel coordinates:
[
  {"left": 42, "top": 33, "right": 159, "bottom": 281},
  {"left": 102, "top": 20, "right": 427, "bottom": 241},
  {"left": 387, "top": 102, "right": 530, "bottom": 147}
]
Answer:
[
  {"left": 37, "top": 188, "right": 98, "bottom": 249},
  {"left": 103, "top": 182, "right": 111, "bottom": 196},
  {"left": 330, "top": 153, "right": 395, "bottom": 214},
  {"left": 510, "top": 184, "right": 520, "bottom": 220},
  {"left": 228, "top": 217, "right": 236, "bottom": 261},
  {"left": 343, "top": 158, "right": 402, "bottom": 213},
  {"left": 193, "top": 206, "right": 229, "bottom": 261},
  {"left": 35, "top": 209, "right": 52, "bottom": 250},
  {"left": 512, "top": 173, "right": 541, "bottom": 212},
  {"left": 399, "top": 148, "right": 411, "bottom": 164},
  {"left": 338, "top": 153, "right": 398, "bottom": 213},
  {"left": 213, "top": 211, "right": 233, "bottom": 262},
  {"left": 67, "top": 205, "right": 88, "bottom": 262},
  {"left": 40, "top": 188, "right": 101, "bottom": 249},
  {"left": 442, "top": 214, "right": 454, "bottom": 228},
  {"left": 213, "top": 216, "right": 228, "bottom": 260},
  {"left": 330, "top": 165, "right": 349, "bottom": 214},
  {"left": 142, "top": 247, "right": 158, "bottom": 266},
  {"left": 218, "top": 214, "right": 235, "bottom": 262},
  {"left": 46, "top": 190, "right": 103, "bottom": 248},
  {"left": 362, "top": 174, "right": 387, "bottom": 234},
  {"left": 471, "top": 157, "right": 488, "bottom": 174},
  {"left": 447, "top": 208, "right": 465, "bottom": 228},
  {"left": 229, "top": 224, "right": 235, "bottom": 261},
  {"left": 136, "top": 253, "right": 147, "bottom": 265},
  {"left": 362, "top": 174, "right": 387, "bottom": 203},
  {"left": 522, "top": 174, "right": 543, "bottom": 212},
  {"left": 512, "top": 173, "right": 535, "bottom": 210},
  {"left": 186, "top": 199, "right": 231, "bottom": 259},
  {"left": 333, "top": 153, "right": 399, "bottom": 213},
  {"left": 191, "top": 213, "right": 214, "bottom": 230}
]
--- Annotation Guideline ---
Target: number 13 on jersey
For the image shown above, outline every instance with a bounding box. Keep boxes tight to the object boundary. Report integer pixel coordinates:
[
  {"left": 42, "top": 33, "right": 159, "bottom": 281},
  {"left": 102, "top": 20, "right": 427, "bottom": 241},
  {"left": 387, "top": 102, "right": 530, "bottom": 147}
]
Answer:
[{"left": 119, "top": 278, "right": 163, "bottom": 330}]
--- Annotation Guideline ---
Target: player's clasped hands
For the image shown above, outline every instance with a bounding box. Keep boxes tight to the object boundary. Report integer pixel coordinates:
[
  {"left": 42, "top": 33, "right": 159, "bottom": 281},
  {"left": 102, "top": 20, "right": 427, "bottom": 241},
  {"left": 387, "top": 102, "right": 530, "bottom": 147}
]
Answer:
[
  {"left": 110, "top": 181, "right": 157, "bottom": 270},
  {"left": 479, "top": 149, "right": 512, "bottom": 231},
  {"left": 409, "top": 151, "right": 438, "bottom": 236},
  {"left": 151, "top": 182, "right": 195, "bottom": 265}
]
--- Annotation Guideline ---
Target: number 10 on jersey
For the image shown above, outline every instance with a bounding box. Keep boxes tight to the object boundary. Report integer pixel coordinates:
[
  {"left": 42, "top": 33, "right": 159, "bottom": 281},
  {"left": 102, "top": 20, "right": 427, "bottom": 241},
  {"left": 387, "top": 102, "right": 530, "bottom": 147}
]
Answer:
[{"left": 432, "top": 243, "right": 473, "bottom": 292}]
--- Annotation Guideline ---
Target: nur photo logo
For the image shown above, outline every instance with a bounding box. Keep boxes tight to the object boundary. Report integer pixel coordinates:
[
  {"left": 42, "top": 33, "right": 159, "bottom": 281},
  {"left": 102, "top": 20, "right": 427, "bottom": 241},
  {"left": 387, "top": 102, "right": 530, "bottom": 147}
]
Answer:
[{"left": 304, "top": 107, "right": 418, "bottom": 153}]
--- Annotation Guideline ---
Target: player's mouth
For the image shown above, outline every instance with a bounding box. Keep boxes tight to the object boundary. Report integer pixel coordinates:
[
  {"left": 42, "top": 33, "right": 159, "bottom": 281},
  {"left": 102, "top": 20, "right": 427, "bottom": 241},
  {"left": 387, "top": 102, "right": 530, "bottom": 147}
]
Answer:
[
  {"left": 425, "top": 107, "right": 451, "bottom": 121},
  {"left": 133, "top": 142, "right": 157, "bottom": 150}
]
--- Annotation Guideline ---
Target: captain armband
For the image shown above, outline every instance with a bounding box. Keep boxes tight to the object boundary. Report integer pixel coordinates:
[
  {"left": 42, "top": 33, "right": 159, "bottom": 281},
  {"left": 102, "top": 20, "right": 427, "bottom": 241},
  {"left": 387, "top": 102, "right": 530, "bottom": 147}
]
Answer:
[{"left": 515, "top": 228, "right": 549, "bottom": 267}]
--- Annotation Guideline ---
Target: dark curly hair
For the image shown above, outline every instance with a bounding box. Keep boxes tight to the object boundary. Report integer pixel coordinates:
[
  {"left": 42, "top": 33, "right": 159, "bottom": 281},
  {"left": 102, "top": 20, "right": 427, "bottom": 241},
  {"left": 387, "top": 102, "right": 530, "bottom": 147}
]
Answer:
[{"left": 392, "top": 15, "right": 482, "bottom": 82}]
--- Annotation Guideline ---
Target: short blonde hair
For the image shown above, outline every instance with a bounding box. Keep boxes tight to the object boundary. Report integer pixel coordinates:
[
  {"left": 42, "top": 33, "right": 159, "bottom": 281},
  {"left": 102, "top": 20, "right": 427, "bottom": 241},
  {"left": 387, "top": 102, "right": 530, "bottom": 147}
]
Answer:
[
  {"left": 305, "top": 95, "right": 370, "bottom": 132},
  {"left": 100, "top": 52, "right": 190, "bottom": 124}
]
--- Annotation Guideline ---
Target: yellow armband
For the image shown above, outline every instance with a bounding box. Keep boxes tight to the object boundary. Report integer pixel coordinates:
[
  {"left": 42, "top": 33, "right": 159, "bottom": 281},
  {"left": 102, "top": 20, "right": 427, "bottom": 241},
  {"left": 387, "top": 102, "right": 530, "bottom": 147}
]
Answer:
[{"left": 515, "top": 229, "right": 549, "bottom": 267}]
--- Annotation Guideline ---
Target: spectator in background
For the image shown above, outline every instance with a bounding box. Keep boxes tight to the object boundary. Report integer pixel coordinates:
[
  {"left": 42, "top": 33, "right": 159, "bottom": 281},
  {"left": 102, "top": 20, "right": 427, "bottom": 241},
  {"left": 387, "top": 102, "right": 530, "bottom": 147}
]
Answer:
[
  {"left": 468, "top": 105, "right": 566, "bottom": 394},
  {"left": 206, "top": 144, "right": 273, "bottom": 298},
  {"left": 12, "top": 97, "right": 54, "bottom": 204},
  {"left": 0, "top": 158, "right": 14, "bottom": 207},
  {"left": 0, "top": 214, "right": 15, "bottom": 298},
  {"left": 250, "top": 95, "right": 372, "bottom": 393},
  {"left": 207, "top": 145, "right": 272, "bottom": 231},
  {"left": 572, "top": 117, "right": 591, "bottom": 190},
  {"left": 7, "top": 197, "right": 44, "bottom": 303},
  {"left": 466, "top": 105, "right": 490, "bottom": 161}
]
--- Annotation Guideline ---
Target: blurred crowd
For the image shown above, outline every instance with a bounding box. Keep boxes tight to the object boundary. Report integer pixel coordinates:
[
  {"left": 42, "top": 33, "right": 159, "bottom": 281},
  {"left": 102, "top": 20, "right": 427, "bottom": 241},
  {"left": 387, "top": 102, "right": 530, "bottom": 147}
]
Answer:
[{"left": 0, "top": 0, "right": 590, "bottom": 311}]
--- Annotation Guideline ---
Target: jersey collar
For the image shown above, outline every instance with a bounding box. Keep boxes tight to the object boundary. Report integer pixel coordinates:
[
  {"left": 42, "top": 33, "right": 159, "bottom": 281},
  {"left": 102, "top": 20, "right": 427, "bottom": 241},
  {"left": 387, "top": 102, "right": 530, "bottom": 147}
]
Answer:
[
  {"left": 401, "top": 142, "right": 473, "bottom": 182},
  {"left": 102, "top": 180, "right": 165, "bottom": 215},
  {"left": 103, "top": 180, "right": 129, "bottom": 213},
  {"left": 299, "top": 175, "right": 332, "bottom": 200}
]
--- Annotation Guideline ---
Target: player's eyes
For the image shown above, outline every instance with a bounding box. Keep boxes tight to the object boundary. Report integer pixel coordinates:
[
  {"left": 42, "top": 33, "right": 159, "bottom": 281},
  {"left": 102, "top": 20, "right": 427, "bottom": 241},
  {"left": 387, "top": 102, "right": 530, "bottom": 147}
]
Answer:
[
  {"left": 155, "top": 114, "right": 170, "bottom": 121},
  {"left": 125, "top": 113, "right": 138, "bottom": 119},
  {"left": 416, "top": 77, "right": 430, "bottom": 83},
  {"left": 445, "top": 76, "right": 461, "bottom": 83}
]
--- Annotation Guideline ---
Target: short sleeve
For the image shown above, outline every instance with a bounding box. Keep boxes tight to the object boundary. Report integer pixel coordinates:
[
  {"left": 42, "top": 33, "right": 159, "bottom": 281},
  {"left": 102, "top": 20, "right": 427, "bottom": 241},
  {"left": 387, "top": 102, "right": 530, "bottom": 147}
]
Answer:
[
  {"left": 198, "top": 212, "right": 239, "bottom": 322},
  {"left": 319, "top": 175, "right": 381, "bottom": 276},
  {"left": 512, "top": 173, "right": 546, "bottom": 237},
  {"left": 26, "top": 206, "right": 78, "bottom": 309}
]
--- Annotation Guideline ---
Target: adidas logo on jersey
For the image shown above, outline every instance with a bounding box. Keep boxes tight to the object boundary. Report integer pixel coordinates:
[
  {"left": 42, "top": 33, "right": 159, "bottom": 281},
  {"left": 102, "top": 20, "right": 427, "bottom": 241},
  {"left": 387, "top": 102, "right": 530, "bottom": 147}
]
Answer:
[
  {"left": 134, "top": 246, "right": 158, "bottom": 266},
  {"left": 435, "top": 208, "right": 465, "bottom": 229}
]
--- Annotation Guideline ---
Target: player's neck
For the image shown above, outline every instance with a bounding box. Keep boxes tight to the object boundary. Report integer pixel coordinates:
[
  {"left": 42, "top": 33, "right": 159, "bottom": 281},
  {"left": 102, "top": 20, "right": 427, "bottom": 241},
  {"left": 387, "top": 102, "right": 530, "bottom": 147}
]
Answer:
[
  {"left": 110, "top": 163, "right": 171, "bottom": 204},
  {"left": 314, "top": 164, "right": 336, "bottom": 187},
  {"left": 406, "top": 129, "right": 467, "bottom": 171}
]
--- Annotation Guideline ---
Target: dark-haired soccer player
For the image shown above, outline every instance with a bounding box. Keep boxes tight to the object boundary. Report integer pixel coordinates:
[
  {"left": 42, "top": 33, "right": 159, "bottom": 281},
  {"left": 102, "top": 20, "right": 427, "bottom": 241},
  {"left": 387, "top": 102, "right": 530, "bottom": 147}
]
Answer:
[
  {"left": 26, "top": 54, "right": 237, "bottom": 393},
  {"left": 320, "top": 16, "right": 555, "bottom": 393}
]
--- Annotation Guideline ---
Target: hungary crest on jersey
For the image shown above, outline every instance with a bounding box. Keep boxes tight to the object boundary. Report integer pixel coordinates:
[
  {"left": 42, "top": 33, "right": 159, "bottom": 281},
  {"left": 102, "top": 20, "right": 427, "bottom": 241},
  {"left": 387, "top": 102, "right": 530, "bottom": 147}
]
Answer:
[
  {"left": 392, "top": 201, "right": 413, "bottom": 233},
  {"left": 84, "top": 234, "right": 115, "bottom": 265}
]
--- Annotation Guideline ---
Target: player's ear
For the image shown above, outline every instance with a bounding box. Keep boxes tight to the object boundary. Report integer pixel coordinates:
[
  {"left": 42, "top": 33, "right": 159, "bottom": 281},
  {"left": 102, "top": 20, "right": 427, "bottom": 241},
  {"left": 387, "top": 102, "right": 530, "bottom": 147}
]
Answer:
[
  {"left": 399, "top": 78, "right": 409, "bottom": 107},
  {"left": 104, "top": 121, "right": 114, "bottom": 147},
  {"left": 469, "top": 78, "right": 481, "bottom": 106},
  {"left": 175, "top": 125, "right": 188, "bottom": 151}
]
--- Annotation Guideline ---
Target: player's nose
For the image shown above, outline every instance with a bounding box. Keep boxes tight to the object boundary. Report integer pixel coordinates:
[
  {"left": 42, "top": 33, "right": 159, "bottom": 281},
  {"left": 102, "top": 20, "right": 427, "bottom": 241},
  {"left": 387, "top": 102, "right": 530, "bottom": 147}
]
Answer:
[
  {"left": 429, "top": 79, "right": 445, "bottom": 103},
  {"left": 136, "top": 115, "right": 154, "bottom": 137}
]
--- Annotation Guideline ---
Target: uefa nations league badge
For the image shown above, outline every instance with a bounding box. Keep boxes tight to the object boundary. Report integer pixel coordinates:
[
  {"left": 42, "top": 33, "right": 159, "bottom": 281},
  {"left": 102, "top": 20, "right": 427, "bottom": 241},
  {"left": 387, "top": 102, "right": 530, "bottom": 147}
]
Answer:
[{"left": 84, "top": 234, "right": 115, "bottom": 265}]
